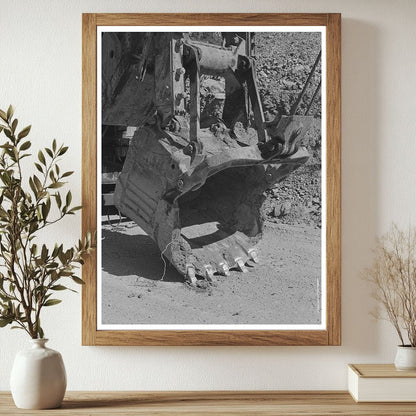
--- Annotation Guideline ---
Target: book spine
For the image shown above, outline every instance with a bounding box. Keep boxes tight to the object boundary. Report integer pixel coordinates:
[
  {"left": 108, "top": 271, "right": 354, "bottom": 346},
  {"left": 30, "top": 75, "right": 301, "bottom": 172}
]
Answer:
[{"left": 347, "top": 366, "right": 359, "bottom": 402}]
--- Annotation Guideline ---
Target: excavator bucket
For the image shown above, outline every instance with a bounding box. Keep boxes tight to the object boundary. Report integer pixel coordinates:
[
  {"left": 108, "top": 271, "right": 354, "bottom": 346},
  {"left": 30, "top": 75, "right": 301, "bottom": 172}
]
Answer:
[
  {"left": 113, "top": 116, "right": 312, "bottom": 283},
  {"left": 102, "top": 32, "right": 316, "bottom": 284}
]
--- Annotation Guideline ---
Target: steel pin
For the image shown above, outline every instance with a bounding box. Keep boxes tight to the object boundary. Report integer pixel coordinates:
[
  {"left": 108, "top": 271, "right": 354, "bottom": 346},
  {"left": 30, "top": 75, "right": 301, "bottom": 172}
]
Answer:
[
  {"left": 218, "top": 262, "right": 230, "bottom": 276},
  {"left": 204, "top": 265, "right": 214, "bottom": 282},
  {"left": 186, "top": 265, "right": 197, "bottom": 285},
  {"left": 235, "top": 258, "right": 248, "bottom": 273},
  {"left": 248, "top": 249, "right": 259, "bottom": 264}
]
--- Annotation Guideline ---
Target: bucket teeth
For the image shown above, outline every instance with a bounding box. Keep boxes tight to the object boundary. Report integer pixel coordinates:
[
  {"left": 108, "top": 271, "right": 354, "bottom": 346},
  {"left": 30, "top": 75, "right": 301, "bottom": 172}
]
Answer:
[
  {"left": 248, "top": 249, "right": 259, "bottom": 264},
  {"left": 186, "top": 265, "right": 197, "bottom": 285},
  {"left": 179, "top": 229, "right": 259, "bottom": 281},
  {"left": 204, "top": 265, "right": 215, "bottom": 282},
  {"left": 218, "top": 262, "right": 230, "bottom": 276},
  {"left": 235, "top": 258, "right": 248, "bottom": 273}
]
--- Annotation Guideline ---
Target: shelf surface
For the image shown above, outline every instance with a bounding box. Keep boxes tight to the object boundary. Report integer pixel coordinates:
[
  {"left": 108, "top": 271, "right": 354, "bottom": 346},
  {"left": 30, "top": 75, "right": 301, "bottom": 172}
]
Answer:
[
  {"left": 1, "top": 391, "right": 416, "bottom": 415},
  {"left": 350, "top": 363, "right": 416, "bottom": 378}
]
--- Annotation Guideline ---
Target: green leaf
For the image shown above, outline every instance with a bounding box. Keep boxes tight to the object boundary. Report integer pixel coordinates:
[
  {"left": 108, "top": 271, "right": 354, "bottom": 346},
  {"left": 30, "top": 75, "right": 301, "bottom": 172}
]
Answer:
[
  {"left": 69, "top": 206, "right": 82, "bottom": 213},
  {"left": 45, "top": 148, "right": 53, "bottom": 158},
  {"left": 6, "top": 105, "right": 14, "bottom": 122},
  {"left": 65, "top": 191, "right": 72, "bottom": 207},
  {"left": 58, "top": 250, "right": 66, "bottom": 264},
  {"left": 50, "top": 284, "right": 68, "bottom": 291},
  {"left": 43, "top": 299, "right": 62, "bottom": 307},
  {"left": 4, "top": 129, "right": 12, "bottom": 140},
  {"left": 19, "top": 140, "right": 31, "bottom": 151},
  {"left": 38, "top": 325, "right": 44, "bottom": 339},
  {"left": 51, "top": 244, "right": 59, "bottom": 258},
  {"left": 48, "top": 182, "right": 64, "bottom": 189},
  {"left": 38, "top": 150, "right": 46, "bottom": 165},
  {"left": 0, "top": 317, "right": 13, "bottom": 327},
  {"left": 31, "top": 244, "right": 38, "bottom": 256},
  {"left": 0, "top": 293, "right": 11, "bottom": 302},
  {"left": 71, "top": 276, "right": 85, "bottom": 285},
  {"left": 50, "top": 270, "right": 58, "bottom": 281},
  {"left": 0, "top": 173, "right": 10, "bottom": 186},
  {"left": 52, "top": 139, "right": 57, "bottom": 152},
  {"left": 29, "top": 222, "right": 39, "bottom": 234},
  {"left": 33, "top": 175, "right": 42, "bottom": 192},
  {"left": 58, "top": 146, "right": 68, "bottom": 156},
  {"left": 0, "top": 109, "right": 7, "bottom": 121},
  {"left": 41, "top": 202, "right": 50, "bottom": 221},
  {"left": 11, "top": 118, "right": 18, "bottom": 133},
  {"left": 41, "top": 244, "right": 48, "bottom": 262},
  {"left": 29, "top": 177, "right": 37, "bottom": 196},
  {"left": 61, "top": 171, "right": 74, "bottom": 178},
  {"left": 18, "top": 125, "right": 31, "bottom": 140},
  {"left": 34, "top": 162, "right": 43, "bottom": 173},
  {"left": 55, "top": 192, "right": 62, "bottom": 208}
]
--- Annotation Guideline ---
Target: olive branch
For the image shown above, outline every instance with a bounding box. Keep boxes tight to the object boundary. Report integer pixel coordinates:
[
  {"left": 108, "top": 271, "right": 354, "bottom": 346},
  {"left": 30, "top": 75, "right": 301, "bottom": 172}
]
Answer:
[{"left": 0, "top": 105, "right": 94, "bottom": 338}]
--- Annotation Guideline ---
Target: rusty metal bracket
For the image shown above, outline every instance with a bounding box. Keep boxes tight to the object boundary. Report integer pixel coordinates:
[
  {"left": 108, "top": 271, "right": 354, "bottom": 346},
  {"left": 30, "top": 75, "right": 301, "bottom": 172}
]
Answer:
[
  {"left": 183, "top": 43, "right": 201, "bottom": 144},
  {"left": 290, "top": 50, "right": 321, "bottom": 116},
  {"left": 305, "top": 80, "right": 321, "bottom": 116},
  {"left": 244, "top": 58, "right": 268, "bottom": 143}
]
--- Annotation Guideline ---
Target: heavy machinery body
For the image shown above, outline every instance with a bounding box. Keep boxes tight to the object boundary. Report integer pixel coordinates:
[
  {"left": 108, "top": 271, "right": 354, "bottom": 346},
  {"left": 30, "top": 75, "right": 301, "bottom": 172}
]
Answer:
[{"left": 101, "top": 31, "right": 314, "bottom": 284}]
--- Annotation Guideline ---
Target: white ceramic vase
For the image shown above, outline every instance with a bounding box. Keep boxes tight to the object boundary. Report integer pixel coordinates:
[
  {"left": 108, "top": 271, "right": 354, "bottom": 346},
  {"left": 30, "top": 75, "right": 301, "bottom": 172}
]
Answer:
[
  {"left": 394, "top": 345, "right": 416, "bottom": 371},
  {"left": 10, "top": 339, "right": 67, "bottom": 409}
]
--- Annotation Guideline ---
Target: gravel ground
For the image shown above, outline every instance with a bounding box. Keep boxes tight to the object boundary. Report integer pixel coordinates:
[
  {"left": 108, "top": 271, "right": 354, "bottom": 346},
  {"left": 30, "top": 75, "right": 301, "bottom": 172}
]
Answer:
[{"left": 101, "top": 220, "right": 322, "bottom": 326}]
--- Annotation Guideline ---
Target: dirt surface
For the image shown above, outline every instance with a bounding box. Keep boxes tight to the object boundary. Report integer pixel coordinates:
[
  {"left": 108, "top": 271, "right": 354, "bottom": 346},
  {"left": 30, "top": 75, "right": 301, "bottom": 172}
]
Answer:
[{"left": 101, "top": 218, "right": 321, "bottom": 325}]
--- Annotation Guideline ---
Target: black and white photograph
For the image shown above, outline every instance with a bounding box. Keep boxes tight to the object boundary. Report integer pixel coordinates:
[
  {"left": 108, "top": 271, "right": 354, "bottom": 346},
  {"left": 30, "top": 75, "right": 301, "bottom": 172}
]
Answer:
[{"left": 98, "top": 27, "right": 326, "bottom": 329}]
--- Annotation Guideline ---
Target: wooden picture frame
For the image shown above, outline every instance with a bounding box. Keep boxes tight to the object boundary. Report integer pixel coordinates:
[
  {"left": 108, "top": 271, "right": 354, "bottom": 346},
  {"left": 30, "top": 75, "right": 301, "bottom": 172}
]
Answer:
[{"left": 82, "top": 13, "right": 341, "bottom": 346}]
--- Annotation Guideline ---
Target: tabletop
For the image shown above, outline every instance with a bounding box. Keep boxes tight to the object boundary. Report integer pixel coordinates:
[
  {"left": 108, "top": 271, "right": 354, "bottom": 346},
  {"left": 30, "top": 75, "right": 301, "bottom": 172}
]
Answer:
[{"left": 1, "top": 391, "right": 416, "bottom": 415}]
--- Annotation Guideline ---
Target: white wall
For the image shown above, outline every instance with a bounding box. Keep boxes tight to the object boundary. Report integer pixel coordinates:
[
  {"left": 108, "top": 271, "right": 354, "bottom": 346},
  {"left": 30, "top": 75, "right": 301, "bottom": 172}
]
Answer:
[{"left": 0, "top": 0, "right": 415, "bottom": 391}]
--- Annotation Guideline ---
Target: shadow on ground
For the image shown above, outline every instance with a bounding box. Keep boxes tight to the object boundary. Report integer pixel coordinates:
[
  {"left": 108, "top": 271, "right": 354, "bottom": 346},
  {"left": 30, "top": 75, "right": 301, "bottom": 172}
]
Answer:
[{"left": 101, "top": 227, "right": 183, "bottom": 283}]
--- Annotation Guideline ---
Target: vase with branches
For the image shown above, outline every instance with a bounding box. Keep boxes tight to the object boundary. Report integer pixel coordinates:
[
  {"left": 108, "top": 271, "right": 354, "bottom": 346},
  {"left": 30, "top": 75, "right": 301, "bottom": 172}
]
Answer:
[
  {"left": 0, "top": 105, "right": 94, "bottom": 409},
  {"left": 363, "top": 223, "right": 416, "bottom": 370}
]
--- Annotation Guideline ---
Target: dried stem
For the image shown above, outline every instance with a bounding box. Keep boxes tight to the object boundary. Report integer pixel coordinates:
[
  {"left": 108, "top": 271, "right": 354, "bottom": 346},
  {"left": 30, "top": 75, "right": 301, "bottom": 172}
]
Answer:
[{"left": 363, "top": 223, "right": 416, "bottom": 346}]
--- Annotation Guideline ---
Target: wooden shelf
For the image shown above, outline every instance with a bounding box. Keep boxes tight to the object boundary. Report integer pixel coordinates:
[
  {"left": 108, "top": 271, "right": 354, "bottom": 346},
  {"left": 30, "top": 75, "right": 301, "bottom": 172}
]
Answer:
[{"left": 2, "top": 391, "right": 416, "bottom": 415}]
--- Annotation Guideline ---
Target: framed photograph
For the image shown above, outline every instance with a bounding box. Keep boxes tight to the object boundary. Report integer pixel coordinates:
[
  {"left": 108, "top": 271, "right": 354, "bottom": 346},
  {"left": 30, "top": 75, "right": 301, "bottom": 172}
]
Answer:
[{"left": 82, "top": 13, "right": 341, "bottom": 346}]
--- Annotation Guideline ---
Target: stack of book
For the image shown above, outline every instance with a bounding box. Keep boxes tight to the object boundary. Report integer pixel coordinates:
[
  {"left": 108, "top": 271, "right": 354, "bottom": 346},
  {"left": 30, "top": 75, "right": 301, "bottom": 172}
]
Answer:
[{"left": 348, "top": 364, "right": 416, "bottom": 402}]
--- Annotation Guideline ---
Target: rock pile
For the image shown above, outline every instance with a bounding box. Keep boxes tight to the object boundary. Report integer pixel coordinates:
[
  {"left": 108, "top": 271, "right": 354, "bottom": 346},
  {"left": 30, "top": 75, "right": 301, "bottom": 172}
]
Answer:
[
  {"left": 255, "top": 32, "right": 322, "bottom": 229},
  {"left": 255, "top": 32, "right": 322, "bottom": 119}
]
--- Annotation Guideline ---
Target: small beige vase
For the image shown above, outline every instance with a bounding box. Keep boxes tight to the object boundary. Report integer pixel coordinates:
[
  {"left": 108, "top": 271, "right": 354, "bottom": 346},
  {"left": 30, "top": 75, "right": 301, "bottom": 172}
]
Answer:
[
  {"left": 10, "top": 339, "right": 67, "bottom": 409},
  {"left": 394, "top": 346, "right": 416, "bottom": 371}
]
